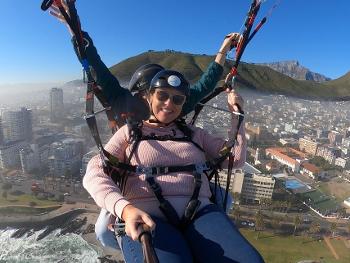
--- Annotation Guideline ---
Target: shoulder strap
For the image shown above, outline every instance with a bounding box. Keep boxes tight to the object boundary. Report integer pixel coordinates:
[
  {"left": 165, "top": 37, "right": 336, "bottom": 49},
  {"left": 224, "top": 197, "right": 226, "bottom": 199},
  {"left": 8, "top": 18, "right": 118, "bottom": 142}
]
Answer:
[{"left": 175, "top": 119, "right": 204, "bottom": 152}]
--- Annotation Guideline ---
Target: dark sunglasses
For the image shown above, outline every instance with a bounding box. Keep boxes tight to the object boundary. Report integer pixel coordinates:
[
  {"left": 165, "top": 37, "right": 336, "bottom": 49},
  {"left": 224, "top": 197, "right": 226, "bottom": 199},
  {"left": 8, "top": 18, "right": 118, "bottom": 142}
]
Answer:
[{"left": 155, "top": 90, "right": 186, "bottom": 106}]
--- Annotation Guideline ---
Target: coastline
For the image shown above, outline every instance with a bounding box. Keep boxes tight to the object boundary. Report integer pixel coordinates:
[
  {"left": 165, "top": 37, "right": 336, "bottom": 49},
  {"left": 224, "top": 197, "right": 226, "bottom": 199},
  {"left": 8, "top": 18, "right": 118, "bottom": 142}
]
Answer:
[{"left": 0, "top": 203, "right": 124, "bottom": 262}]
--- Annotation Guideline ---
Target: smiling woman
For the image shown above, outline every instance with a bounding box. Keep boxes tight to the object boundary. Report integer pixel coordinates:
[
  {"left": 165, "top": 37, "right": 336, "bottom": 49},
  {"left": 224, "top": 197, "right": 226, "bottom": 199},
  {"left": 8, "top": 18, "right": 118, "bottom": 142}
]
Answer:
[
  {"left": 148, "top": 70, "right": 190, "bottom": 124},
  {"left": 82, "top": 62, "right": 263, "bottom": 261}
]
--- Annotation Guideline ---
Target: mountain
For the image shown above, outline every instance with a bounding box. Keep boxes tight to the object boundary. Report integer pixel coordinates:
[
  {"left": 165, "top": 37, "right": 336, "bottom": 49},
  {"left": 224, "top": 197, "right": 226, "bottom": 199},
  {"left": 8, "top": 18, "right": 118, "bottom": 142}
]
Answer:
[
  {"left": 107, "top": 50, "right": 350, "bottom": 100},
  {"left": 257, "top": 61, "right": 331, "bottom": 82}
]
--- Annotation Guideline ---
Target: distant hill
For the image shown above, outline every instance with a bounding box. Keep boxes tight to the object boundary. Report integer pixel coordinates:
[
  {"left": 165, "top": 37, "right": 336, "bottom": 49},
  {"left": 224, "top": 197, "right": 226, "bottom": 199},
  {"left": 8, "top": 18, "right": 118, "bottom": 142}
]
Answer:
[
  {"left": 257, "top": 60, "right": 331, "bottom": 82},
  {"left": 106, "top": 50, "right": 350, "bottom": 100}
]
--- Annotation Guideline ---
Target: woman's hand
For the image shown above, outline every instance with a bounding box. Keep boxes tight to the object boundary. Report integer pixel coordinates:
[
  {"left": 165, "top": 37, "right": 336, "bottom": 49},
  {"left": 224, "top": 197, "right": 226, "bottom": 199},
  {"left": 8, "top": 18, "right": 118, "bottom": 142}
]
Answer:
[
  {"left": 219, "top": 33, "right": 242, "bottom": 54},
  {"left": 48, "top": 1, "right": 74, "bottom": 36},
  {"left": 227, "top": 90, "right": 244, "bottom": 113},
  {"left": 215, "top": 32, "right": 242, "bottom": 66},
  {"left": 121, "top": 204, "right": 156, "bottom": 241}
]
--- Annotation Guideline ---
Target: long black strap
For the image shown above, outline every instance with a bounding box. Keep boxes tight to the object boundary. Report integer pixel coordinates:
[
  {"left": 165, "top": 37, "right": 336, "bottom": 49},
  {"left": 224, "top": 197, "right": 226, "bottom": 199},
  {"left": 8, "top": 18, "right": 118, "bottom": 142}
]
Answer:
[
  {"left": 145, "top": 175, "right": 181, "bottom": 226},
  {"left": 41, "top": 0, "right": 122, "bottom": 185}
]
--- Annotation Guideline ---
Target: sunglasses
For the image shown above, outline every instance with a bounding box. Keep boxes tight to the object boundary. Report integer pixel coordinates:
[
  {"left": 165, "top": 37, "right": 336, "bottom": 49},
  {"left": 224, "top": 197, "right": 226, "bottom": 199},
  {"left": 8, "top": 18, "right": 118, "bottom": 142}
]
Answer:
[{"left": 155, "top": 90, "right": 186, "bottom": 106}]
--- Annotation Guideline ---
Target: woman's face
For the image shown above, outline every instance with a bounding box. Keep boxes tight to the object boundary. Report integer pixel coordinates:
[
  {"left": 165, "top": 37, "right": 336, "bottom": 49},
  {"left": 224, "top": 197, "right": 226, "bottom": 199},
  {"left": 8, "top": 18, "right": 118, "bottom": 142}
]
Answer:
[{"left": 149, "top": 87, "right": 186, "bottom": 124}]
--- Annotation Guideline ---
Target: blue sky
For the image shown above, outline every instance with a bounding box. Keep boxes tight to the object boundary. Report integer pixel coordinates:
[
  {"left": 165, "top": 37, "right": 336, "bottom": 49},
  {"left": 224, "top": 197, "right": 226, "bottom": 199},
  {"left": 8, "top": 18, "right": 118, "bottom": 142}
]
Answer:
[{"left": 0, "top": 0, "right": 349, "bottom": 85}]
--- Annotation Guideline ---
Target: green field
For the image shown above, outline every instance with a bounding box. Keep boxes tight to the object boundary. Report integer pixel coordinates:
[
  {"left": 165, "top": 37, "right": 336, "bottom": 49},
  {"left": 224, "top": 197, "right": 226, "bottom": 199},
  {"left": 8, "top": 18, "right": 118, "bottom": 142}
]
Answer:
[
  {"left": 240, "top": 229, "right": 350, "bottom": 263},
  {"left": 0, "top": 205, "right": 61, "bottom": 215},
  {"left": 0, "top": 193, "right": 61, "bottom": 207}
]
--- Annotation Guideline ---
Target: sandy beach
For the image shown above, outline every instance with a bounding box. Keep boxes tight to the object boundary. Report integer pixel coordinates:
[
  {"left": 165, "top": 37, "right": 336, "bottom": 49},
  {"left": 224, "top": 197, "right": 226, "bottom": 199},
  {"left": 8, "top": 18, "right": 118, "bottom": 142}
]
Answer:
[{"left": 0, "top": 202, "right": 125, "bottom": 262}]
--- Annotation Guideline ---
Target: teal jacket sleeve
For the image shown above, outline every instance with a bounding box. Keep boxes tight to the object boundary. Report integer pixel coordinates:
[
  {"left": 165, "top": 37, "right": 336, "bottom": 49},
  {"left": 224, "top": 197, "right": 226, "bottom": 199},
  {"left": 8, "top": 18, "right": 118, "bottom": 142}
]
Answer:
[
  {"left": 182, "top": 61, "right": 223, "bottom": 115},
  {"left": 71, "top": 32, "right": 143, "bottom": 120},
  {"left": 72, "top": 32, "right": 128, "bottom": 102}
]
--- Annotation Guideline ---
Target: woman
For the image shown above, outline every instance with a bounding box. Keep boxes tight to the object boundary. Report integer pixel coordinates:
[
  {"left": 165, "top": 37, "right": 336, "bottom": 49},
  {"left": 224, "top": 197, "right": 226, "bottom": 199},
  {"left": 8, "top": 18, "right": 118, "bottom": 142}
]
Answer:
[{"left": 83, "top": 69, "right": 264, "bottom": 262}]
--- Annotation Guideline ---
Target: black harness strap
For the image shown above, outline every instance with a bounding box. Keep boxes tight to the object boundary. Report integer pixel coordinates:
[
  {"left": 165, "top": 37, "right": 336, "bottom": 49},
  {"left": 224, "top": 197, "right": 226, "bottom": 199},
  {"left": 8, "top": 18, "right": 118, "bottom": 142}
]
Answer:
[
  {"left": 145, "top": 174, "right": 181, "bottom": 226},
  {"left": 181, "top": 167, "right": 203, "bottom": 226}
]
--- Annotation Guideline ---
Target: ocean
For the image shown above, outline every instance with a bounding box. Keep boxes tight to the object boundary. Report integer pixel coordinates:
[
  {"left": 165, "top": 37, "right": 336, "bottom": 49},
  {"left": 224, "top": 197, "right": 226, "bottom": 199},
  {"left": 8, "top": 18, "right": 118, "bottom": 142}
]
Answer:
[{"left": 0, "top": 228, "right": 102, "bottom": 263}]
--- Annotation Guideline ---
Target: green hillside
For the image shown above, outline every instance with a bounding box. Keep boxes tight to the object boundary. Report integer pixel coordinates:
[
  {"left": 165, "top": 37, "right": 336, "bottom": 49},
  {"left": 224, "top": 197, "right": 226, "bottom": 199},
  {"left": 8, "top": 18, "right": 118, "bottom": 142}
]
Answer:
[{"left": 109, "top": 50, "right": 350, "bottom": 100}]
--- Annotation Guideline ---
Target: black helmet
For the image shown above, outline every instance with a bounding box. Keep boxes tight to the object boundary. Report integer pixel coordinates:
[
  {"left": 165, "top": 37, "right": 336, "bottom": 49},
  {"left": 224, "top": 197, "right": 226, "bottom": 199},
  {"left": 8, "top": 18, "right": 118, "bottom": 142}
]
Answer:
[
  {"left": 150, "top": 70, "right": 190, "bottom": 97},
  {"left": 128, "top": 64, "right": 164, "bottom": 93}
]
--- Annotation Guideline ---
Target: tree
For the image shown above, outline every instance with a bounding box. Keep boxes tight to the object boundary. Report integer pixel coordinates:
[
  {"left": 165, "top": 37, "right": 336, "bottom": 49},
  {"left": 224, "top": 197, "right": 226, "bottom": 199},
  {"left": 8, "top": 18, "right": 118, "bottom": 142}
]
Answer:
[
  {"left": 308, "top": 222, "right": 321, "bottom": 237},
  {"left": 271, "top": 216, "right": 281, "bottom": 233},
  {"left": 232, "top": 206, "right": 241, "bottom": 222},
  {"left": 254, "top": 210, "right": 265, "bottom": 239},
  {"left": 232, "top": 192, "right": 241, "bottom": 205},
  {"left": 337, "top": 208, "right": 347, "bottom": 218},
  {"left": 293, "top": 215, "right": 301, "bottom": 236},
  {"left": 2, "top": 191, "right": 8, "bottom": 200},
  {"left": 330, "top": 222, "right": 337, "bottom": 237}
]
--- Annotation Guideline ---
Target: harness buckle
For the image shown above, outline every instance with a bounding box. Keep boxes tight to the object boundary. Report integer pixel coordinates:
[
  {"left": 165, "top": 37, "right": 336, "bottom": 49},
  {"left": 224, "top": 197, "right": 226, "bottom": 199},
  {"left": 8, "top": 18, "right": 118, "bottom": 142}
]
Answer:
[
  {"left": 114, "top": 221, "right": 126, "bottom": 237},
  {"left": 184, "top": 199, "right": 201, "bottom": 221},
  {"left": 155, "top": 166, "right": 169, "bottom": 175},
  {"left": 195, "top": 163, "right": 210, "bottom": 174},
  {"left": 135, "top": 166, "right": 153, "bottom": 176}
]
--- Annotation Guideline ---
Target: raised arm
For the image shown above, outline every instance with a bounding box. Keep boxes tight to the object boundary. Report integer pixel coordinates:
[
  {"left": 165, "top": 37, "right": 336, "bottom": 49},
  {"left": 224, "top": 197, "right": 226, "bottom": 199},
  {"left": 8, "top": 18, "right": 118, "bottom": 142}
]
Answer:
[
  {"left": 49, "top": 2, "right": 133, "bottom": 118},
  {"left": 183, "top": 33, "right": 241, "bottom": 115},
  {"left": 71, "top": 31, "right": 126, "bottom": 103}
]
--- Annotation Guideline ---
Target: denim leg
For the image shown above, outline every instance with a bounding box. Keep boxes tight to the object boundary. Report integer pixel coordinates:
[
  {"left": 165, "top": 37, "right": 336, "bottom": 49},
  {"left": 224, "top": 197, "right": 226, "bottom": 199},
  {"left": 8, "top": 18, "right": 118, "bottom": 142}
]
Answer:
[
  {"left": 117, "top": 217, "right": 193, "bottom": 263},
  {"left": 210, "top": 182, "right": 234, "bottom": 213},
  {"left": 184, "top": 204, "right": 264, "bottom": 263},
  {"left": 95, "top": 208, "right": 120, "bottom": 250}
]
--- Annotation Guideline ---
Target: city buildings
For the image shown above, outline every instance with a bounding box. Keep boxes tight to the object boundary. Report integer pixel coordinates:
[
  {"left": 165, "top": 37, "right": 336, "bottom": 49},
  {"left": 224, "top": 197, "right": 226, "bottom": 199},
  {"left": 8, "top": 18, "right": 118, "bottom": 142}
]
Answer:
[
  {"left": 50, "top": 88, "right": 64, "bottom": 122},
  {"left": 80, "top": 149, "right": 98, "bottom": 177},
  {"left": 0, "top": 141, "right": 27, "bottom": 169},
  {"left": 19, "top": 144, "right": 40, "bottom": 173},
  {"left": 230, "top": 167, "right": 275, "bottom": 204},
  {"left": 48, "top": 138, "right": 84, "bottom": 178},
  {"left": 299, "top": 137, "right": 319, "bottom": 156},
  {"left": 1, "top": 108, "right": 32, "bottom": 143},
  {"left": 265, "top": 147, "right": 306, "bottom": 172},
  {"left": 218, "top": 163, "right": 276, "bottom": 204}
]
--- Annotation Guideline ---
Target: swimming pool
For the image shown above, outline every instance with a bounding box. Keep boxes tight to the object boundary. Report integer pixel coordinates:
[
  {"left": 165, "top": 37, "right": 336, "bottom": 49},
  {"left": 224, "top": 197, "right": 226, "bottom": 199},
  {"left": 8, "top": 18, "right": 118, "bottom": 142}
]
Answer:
[{"left": 285, "top": 179, "right": 306, "bottom": 189}]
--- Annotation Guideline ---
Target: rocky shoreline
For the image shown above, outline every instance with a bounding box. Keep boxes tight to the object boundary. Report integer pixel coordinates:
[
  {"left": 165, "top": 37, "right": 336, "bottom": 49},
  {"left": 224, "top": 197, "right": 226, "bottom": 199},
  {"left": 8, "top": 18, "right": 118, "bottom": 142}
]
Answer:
[{"left": 0, "top": 204, "right": 124, "bottom": 262}]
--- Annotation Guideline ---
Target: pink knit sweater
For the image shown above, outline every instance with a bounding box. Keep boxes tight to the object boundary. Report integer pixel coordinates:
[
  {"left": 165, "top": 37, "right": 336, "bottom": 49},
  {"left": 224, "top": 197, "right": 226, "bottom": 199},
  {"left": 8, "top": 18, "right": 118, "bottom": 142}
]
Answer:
[{"left": 83, "top": 119, "right": 246, "bottom": 220}]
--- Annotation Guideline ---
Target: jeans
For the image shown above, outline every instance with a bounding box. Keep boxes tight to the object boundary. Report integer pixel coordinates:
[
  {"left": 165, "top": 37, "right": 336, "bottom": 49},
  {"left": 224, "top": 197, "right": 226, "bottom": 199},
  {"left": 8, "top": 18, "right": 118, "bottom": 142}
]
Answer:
[
  {"left": 118, "top": 204, "right": 264, "bottom": 263},
  {"left": 95, "top": 208, "right": 120, "bottom": 249},
  {"left": 95, "top": 185, "right": 233, "bottom": 250}
]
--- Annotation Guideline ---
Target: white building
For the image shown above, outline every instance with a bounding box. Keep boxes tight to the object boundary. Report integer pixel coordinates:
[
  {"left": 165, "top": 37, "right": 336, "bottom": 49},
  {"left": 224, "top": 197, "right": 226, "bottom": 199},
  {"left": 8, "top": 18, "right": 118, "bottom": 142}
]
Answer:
[
  {"left": 19, "top": 144, "right": 40, "bottom": 173},
  {"left": 0, "top": 141, "right": 27, "bottom": 169},
  {"left": 48, "top": 138, "right": 84, "bottom": 178},
  {"left": 224, "top": 163, "right": 276, "bottom": 204},
  {"left": 335, "top": 157, "right": 350, "bottom": 169},
  {"left": 50, "top": 88, "right": 64, "bottom": 122},
  {"left": 344, "top": 197, "right": 350, "bottom": 208},
  {"left": 1, "top": 108, "right": 32, "bottom": 143}
]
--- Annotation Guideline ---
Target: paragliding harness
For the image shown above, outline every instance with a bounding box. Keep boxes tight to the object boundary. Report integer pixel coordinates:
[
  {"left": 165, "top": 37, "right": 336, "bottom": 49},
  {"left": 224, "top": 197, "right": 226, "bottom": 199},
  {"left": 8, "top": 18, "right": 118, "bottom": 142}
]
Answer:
[
  {"left": 111, "top": 115, "right": 244, "bottom": 232},
  {"left": 41, "top": 0, "right": 277, "bottom": 249}
]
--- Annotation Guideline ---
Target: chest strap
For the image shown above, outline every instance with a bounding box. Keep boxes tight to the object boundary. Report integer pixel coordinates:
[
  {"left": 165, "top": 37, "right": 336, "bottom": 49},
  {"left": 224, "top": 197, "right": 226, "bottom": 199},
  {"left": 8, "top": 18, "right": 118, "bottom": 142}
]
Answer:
[{"left": 138, "top": 162, "right": 210, "bottom": 228}]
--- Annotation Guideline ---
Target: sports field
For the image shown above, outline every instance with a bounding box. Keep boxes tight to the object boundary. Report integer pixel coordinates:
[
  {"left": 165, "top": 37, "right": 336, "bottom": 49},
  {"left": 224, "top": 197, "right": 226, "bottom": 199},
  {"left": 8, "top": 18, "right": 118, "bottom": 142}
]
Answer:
[{"left": 241, "top": 229, "right": 350, "bottom": 263}]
